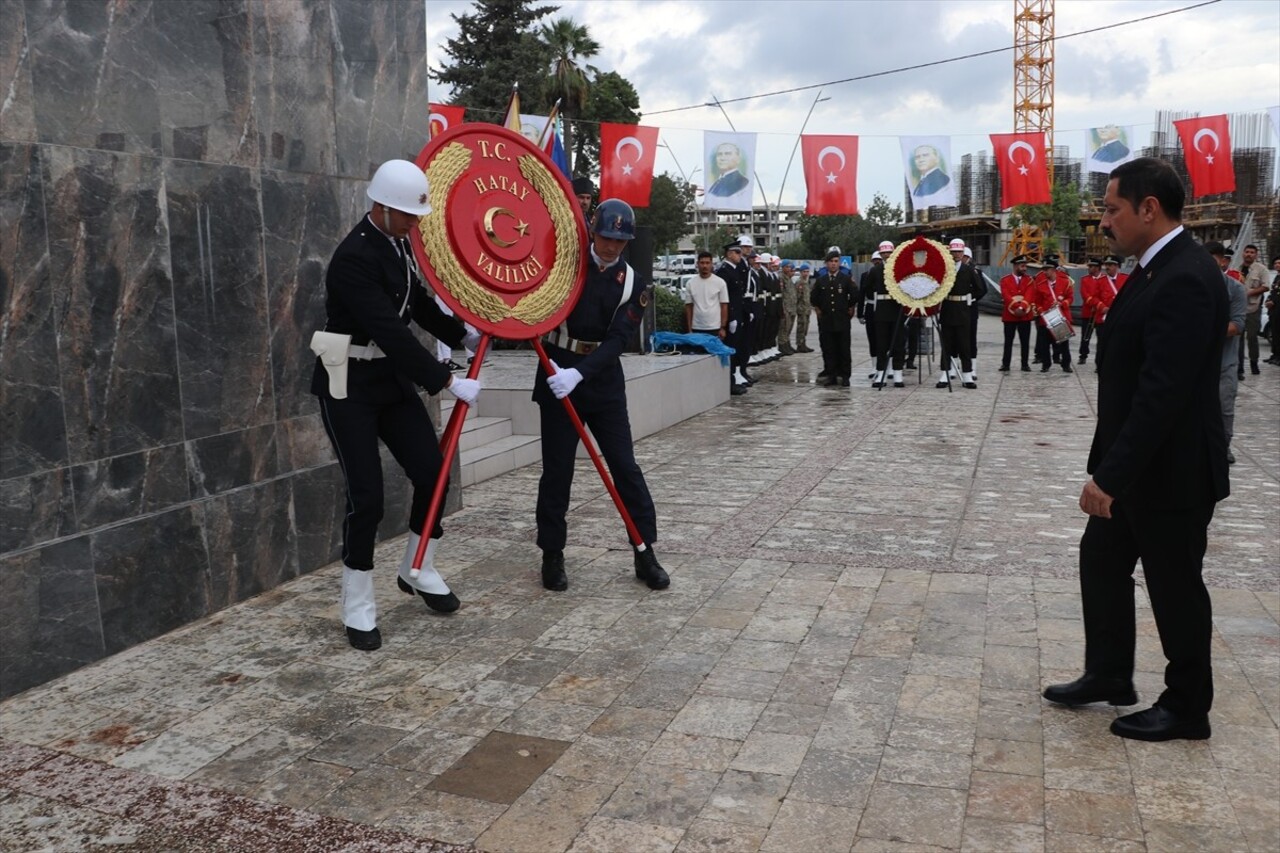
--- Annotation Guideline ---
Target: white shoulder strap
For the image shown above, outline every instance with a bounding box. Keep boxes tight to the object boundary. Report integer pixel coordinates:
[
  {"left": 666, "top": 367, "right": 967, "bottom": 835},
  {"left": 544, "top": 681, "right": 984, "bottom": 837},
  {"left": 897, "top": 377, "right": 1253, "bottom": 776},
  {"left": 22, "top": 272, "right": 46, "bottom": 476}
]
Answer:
[{"left": 619, "top": 264, "right": 635, "bottom": 309}]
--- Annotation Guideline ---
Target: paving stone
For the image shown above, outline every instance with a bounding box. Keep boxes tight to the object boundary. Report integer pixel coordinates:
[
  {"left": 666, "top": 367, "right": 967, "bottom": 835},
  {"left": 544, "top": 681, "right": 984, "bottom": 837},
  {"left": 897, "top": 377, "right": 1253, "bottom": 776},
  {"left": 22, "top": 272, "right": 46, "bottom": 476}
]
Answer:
[
  {"left": 568, "top": 816, "right": 685, "bottom": 853},
  {"left": 675, "top": 818, "right": 768, "bottom": 853},
  {"left": 859, "top": 781, "right": 968, "bottom": 849},
  {"left": 669, "top": 696, "right": 767, "bottom": 741},
  {"left": 429, "top": 730, "right": 570, "bottom": 804},
  {"left": 698, "top": 769, "right": 791, "bottom": 827},
  {"left": 600, "top": 762, "right": 722, "bottom": 828},
  {"left": 477, "top": 773, "right": 615, "bottom": 853},
  {"left": 759, "top": 799, "right": 860, "bottom": 853},
  {"left": 878, "top": 746, "right": 971, "bottom": 789}
]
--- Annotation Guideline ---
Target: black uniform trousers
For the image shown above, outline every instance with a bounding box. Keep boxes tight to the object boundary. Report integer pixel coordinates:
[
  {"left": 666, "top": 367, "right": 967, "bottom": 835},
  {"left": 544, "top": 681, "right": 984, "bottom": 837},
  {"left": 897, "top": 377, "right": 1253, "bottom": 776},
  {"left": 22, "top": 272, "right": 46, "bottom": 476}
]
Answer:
[
  {"left": 535, "top": 398, "right": 657, "bottom": 553},
  {"left": 818, "top": 325, "right": 852, "bottom": 379},
  {"left": 905, "top": 316, "right": 921, "bottom": 364},
  {"left": 863, "top": 305, "right": 877, "bottom": 358},
  {"left": 1001, "top": 320, "right": 1032, "bottom": 367},
  {"left": 1035, "top": 324, "right": 1072, "bottom": 368},
  {"left": 1077, "top": 317, "right": 1095, "bottom": 360},
  {"left": 939, "top": 319, "right": 972, "bottom": 373},
  {"left": 318, "top": 393, "right": 446, "bottom": 572},
  {"left": 1079, "top": 500, "right": 1215, "bottom": 716},
  {"left": 873, "top": 308, "right": 906, "bottom": 371},
  {"left": 968, "top": 307, "right": 981, "bottom": 361}
]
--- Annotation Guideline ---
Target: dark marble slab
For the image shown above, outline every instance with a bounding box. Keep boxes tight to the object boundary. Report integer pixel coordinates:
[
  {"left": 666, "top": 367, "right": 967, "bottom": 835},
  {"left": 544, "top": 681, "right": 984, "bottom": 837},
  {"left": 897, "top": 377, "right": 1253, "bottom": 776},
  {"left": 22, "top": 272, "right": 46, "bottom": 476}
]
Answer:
[
  {"left": 166, "top": 159, "right": 273, "bottom": 440},
  {"left": 70, "top": 444, "right": 190, "bottom": 531},
  {"left": 0, "top": 0, "right": 37, "bottom": 143},
  {"left": 44, "top": 145, "right": 183, "bottom": 464},
  {"left": 150, "top": 0, "right": 257, "bottom": 166},
  {"left": 262, "top": 170, "right": 344, "bottom": 422},
  {"left": 25, "top": 0, "right": 162, "bottom": 154},
  {"left": 277, "top": 413, "right": 335, "bottom": 474},
  {"left": 202, "top": 479, "right": 296, "bottom": 608},
  {"left": 185, "top": 423, "right": 280, "bottom": 498},
  {"left": 251, "top": 0, "right": 337, "bottom": 174},
  {"left": 92, "top": 506, "right": 211, "bottom": 655},
  {"left": 0, "top": 537, "right": 104, "bottom": 699},
  {"left": 331, "top": 0, "right": 430, "bottom": 178},
  {"left": 0, "top": 467, "right": 74, "bottom": 555},
  {"left": 292, "top": 464, "right": 345, "bottom": 573},
  {"left": 1, "top": 143, "right": 66, "bottom": 478}
]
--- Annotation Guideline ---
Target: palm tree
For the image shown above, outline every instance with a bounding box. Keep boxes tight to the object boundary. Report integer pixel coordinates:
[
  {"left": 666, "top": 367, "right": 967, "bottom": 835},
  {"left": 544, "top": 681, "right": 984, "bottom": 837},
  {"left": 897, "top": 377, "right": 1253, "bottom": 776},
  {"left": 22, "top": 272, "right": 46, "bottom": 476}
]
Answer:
[{"left": 539, "top": 17, "right": 600, "bottom": 175}]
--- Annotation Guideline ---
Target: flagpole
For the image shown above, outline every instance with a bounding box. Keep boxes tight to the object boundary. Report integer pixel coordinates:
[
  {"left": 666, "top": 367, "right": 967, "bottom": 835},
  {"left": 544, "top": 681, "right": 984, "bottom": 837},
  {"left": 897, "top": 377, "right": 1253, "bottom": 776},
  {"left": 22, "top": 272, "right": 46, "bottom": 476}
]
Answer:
[
  {"left": 710, "top": 94, "right": 774, "bottom": 246},
  {"left": 775, "top": 90, "right": 830, "bottom": 237}
]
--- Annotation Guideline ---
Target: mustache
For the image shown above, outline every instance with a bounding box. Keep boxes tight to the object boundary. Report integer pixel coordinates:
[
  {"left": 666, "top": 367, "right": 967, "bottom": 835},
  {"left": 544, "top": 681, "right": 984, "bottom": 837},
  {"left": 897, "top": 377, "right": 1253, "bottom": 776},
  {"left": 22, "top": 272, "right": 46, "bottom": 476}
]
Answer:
[{"left": 1101, "top": 227, "right": 1116, "bottom": 240}]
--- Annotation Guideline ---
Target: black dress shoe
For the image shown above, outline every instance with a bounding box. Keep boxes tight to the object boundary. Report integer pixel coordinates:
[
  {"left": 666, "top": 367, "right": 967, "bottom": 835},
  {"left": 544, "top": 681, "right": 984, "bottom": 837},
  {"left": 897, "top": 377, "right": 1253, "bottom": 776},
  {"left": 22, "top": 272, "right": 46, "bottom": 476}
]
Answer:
[
  {"left": 1043, "top": 674, "right": 1137, "bottom": 707},
  {"left": 1110, "top": 704, "right": 1210, "bottom": 741},
  {"left": 1079, "top": 355, "right": 1087, "bottom": 364},
  {"left": 936, "top": 380, "right": 948, "bottom": 388},
  {"left": 823, "top": 376, "right": 839, "bottom": 386},
  {"left": 839, "top": 377, "right": 850, "bottom": 387},
  {"left": 998, "top": 364, "right": 1011, "bottom": 372},
  {"left": 1021, "top": 364, "right": 1031, "bottom": 372},
  {"left": 817, "top": 370, "right": 832, "bottom": 378},
  {"left": 1040, "top": 365, "right": 1051, "bottom": 373},
  {"left": 634, "top": 546, "right": 670, "bottom": 589},
  {"left": 730, "top": 384, "right": 748, "bottom": 396},
  {"left": 345, "top": 626, "right": 382, "bottom": 651},
  {"left": 396, "top": 576, "right": 460, "bottom": 613},
  {"left": 904, "top": 360, "right": 916, "bottom": 370},
  {"left": 541, "top": 551, "right": 568, "bottom": 591},
  {"left": 1062, "top": 365, "right": 1073, "bottom": 373}
]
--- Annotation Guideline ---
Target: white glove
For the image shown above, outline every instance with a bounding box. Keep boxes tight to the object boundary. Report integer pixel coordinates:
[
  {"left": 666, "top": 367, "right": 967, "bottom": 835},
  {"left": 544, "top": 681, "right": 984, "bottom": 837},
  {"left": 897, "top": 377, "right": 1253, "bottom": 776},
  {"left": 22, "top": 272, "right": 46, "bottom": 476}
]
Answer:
[
  {"left": 728, "top": 321, "right": 738, "bottom": 334},
  {"left": 448, "top": 377, "right": 481, "bottom": 405},
  {"left": 546, "top": 362, "right": 583, "bottom": 399},
  {"left": 462, "top": 331, "right": 482, "bottom": 352}
]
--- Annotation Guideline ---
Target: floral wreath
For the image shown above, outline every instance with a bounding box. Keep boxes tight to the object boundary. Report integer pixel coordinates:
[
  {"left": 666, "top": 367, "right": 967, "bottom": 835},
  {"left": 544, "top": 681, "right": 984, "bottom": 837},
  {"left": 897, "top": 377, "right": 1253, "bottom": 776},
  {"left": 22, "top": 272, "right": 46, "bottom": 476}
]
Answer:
[{"left": 885, "top": 236, "right": 957, "bottom": 316}]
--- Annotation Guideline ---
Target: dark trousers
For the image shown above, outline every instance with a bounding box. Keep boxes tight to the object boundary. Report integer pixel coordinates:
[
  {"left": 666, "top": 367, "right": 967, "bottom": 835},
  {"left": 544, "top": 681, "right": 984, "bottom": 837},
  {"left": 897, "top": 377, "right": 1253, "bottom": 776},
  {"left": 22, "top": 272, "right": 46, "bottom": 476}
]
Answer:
[
  {"left": 968, "top": 307, "right": 981, "bottom": 360},
  {"left": 939, "top": 322, "right": 971, "bottom": 373},
  {"left": 1002, "top": 321, "right": 1031, "bottom": 367},
  {"left": 535, "top": 398, "right": 657, "bottom": 553},
  {"left": 1078, "top": 317, "right": 1095, "bottom": 360},
  {"left": 819, "top": 324, "right": 852, "bottom": 378},
  {"left": 1079, "top": 500, "right": 1215, "bottom": 716},
  {"left": 318, "top": 393, "right": 446, "bottom": 572},
  {"left": 874, "top": 309, "right": 906, "bottom": 371},
  {"left": 1036, "top": 324, "right": 1072, "bottom": 368},
  {"left": 728, "top": 307, "right": 748, "bottom": 378},
  {"left": 906, "top": 317, "right": 921, "bottom": 363},
  {"left": 863, "top": 307, "right": 877, "bottom": 357}
]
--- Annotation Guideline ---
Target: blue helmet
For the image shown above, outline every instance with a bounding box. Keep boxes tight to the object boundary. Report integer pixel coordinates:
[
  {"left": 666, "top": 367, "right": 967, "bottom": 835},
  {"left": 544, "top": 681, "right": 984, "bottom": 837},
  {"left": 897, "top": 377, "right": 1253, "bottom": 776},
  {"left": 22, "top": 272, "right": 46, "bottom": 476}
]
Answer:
[
  {"left": 591, "top": 198, "right": 636, "bottom": 240},
  {"left": 798, "top": 263, "right": 810, "bottom": 271}
]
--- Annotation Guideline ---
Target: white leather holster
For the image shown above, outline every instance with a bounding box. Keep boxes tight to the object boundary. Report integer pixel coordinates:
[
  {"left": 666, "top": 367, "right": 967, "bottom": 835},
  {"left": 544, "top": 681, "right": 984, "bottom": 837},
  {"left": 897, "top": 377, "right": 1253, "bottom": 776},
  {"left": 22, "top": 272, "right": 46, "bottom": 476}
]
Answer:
[{"left": 310, "top": 331, "right": 352, "bottom": 399}]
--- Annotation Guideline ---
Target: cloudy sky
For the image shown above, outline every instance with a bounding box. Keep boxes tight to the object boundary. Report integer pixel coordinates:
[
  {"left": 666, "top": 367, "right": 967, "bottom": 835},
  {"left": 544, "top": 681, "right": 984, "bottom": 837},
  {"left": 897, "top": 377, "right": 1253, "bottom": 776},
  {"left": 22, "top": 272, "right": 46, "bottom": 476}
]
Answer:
[{"left": 422, "top": 0, "right": 1280, "bottom": 210}]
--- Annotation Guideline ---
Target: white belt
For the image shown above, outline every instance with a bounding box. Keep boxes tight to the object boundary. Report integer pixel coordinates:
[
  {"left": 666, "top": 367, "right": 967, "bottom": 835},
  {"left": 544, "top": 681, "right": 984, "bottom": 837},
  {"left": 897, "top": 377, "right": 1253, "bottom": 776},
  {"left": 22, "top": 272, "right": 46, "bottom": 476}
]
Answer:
[
  {"left": 946, "top": 295, "right": 973, "bottom": 304},
  {"left": 874, "top": 294, "right": 897, "bottom": 303},
  {"left": 542, "top": 330, "right": 600, "bottom": 355},
  {"left": 349, "top": 342, "right": 386, "bottom": 360}
]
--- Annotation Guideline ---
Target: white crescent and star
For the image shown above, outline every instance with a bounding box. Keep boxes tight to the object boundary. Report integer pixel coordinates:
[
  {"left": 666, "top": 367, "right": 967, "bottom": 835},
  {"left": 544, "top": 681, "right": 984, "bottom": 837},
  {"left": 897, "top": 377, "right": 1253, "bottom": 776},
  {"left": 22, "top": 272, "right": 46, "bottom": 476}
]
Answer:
[
  {"left": 615, "top": 136, "right": 643, "bottom": 176},
  {"left": 817, "top": 145, "right": 845, "bottom": 184},
  {"left": 1193, "top": 128, "right": 1221, "bottom": 164},
  {"left": 482, "top": 206, "right": 528, "bottom": 248},
  {"left": 429, "top": 113, "right": 449, "bottom": 134},
  {"left": 1008, "top": 140, "right": 1036, "bottom": 176}
]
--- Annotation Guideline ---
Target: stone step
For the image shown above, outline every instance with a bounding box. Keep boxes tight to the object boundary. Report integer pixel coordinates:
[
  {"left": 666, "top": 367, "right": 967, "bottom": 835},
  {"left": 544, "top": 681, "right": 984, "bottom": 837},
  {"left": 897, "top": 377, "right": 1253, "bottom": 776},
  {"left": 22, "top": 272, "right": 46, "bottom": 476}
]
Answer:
[
  {"left": 458, "top": 415, "right": 512, "bottom": 452},
  {"left": 459, "top": 433, "right": 542, "bottom": 487}
]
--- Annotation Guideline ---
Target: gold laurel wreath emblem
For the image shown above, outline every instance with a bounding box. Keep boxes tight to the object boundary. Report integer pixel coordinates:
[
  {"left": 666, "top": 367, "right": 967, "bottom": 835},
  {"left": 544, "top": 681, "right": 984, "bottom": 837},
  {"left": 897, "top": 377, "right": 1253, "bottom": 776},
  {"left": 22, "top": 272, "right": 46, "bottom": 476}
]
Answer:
[
  {"left": 418, "top": 143, "right": 580, "bottom": 326},
  {"left": 884, "top": 238, "right": 957, "bottom": 313}
]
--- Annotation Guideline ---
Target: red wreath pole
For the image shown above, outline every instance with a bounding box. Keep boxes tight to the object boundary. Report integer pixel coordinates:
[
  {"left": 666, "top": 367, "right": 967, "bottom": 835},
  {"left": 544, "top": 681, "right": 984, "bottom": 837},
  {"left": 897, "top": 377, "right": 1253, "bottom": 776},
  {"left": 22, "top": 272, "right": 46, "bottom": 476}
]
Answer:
[
  {"left": 410, "top": 332, "right": 492, "bottom": 576},
  {"left": 531, "top": 338, "right": 646, "bottom": 550}
]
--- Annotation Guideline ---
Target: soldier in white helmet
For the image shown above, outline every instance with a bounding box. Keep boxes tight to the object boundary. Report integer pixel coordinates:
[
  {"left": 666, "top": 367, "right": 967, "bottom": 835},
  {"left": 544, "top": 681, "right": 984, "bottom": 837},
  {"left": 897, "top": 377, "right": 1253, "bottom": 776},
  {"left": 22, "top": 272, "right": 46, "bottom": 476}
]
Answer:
[{"left": 310, "top": 159, "right": 483, "bottom": 651}]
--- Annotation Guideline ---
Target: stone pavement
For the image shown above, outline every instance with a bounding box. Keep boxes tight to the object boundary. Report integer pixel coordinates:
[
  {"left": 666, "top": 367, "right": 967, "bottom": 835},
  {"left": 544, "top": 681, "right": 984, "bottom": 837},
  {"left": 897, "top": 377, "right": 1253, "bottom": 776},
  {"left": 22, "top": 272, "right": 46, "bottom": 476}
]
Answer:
[{"left": 2, "top": 318, "right": 1278, "bottom": 853}]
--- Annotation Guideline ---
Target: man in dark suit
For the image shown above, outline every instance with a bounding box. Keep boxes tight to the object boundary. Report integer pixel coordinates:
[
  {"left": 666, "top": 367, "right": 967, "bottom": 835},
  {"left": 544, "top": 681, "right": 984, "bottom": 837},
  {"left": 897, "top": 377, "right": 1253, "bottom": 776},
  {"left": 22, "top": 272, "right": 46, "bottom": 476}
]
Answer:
[
  {"left": 911, "top": 144, "right": 951, "bottom": 198},
  {"left": 1043, "top": 158, "right": 1230, "bottom": 741}
]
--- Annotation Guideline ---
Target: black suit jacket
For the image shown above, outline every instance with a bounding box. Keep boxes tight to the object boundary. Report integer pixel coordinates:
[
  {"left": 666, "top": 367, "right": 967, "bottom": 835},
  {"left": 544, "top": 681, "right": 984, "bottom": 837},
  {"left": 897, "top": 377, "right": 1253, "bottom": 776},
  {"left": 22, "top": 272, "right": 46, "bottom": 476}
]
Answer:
[
  {"left": 1089, "top": 229, "right": 1229, "bottom": 509},
  {"left": 310, "top": 216, "right": 465, "bottom": 404}
]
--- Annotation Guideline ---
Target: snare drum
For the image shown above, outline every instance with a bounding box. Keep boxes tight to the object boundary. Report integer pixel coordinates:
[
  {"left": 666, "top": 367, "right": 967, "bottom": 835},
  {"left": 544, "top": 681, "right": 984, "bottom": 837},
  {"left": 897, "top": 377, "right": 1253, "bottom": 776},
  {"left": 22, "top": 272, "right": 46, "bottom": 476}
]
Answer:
[{"left": 1042, "top": 305, "right": 1073, "bottom": 343}]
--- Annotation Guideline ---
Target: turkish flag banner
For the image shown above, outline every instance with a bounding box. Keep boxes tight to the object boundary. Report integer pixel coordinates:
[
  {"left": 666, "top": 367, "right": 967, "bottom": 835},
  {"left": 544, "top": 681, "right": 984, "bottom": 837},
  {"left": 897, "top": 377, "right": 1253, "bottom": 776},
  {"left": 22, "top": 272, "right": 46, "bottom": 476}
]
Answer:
[
  {"left": 990, "top": 132, "right": 1051, "bottom": 208},
  {"left": 1174, "top": 114, "right": 1235, "bottom": 197},
  {"left": 600, "top": 123, "right": 660, "bottom": 207},
  {"left": 428, "top": 103, "right": 466, "bottom": 140},
  {"left": 801, "top": 135, "right": 859, "bottom": 215}
]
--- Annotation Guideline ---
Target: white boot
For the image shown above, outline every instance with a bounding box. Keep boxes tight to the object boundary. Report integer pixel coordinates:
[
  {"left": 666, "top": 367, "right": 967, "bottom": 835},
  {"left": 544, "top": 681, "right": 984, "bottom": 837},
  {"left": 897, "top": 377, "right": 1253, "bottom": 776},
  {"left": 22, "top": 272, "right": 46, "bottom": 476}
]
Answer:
[
  {"left": 963, "top": 371, "right": 977, "bottom": 388},
  {"left": 872, "top": 370, "right": 886, "bottom": 388},
  {"left": 341, "top": 566, "right": 380, "bottom": 650},
  {"left": 892, "top": 370, "right": 904, "bottom": 388},
  {"left": 734, "top": 368, "right": 750, "bottom": 385},
  {"left": 936, "top": 371, "right": 949, "bottom": 388},
  {"left": 397, "top": 533, "right": 460, "bottom": 612}
]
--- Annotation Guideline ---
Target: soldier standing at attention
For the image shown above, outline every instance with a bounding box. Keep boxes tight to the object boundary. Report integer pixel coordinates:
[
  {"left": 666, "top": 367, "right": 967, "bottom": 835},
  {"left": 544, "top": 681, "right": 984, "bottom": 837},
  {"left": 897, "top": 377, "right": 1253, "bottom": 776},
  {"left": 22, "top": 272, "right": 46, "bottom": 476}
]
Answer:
[{"left": 810, "top": 249, "right": 858, "bottom": 386}]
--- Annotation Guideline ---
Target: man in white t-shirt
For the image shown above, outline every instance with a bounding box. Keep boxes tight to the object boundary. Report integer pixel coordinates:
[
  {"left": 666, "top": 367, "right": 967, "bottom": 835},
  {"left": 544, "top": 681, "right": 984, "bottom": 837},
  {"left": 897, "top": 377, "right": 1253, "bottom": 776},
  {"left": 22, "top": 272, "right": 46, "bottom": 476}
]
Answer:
[{"left": 683, "top": 251, "right": 730, "bottom": 337}]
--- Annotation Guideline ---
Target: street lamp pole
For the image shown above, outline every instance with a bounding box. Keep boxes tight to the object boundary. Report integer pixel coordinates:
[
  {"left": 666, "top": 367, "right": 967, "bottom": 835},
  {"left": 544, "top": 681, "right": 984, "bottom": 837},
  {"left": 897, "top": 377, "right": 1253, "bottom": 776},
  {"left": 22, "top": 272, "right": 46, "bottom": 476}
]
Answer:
[
  {"left": 776, "top": 90, "right": 830, "bottom": 251},
  {"left": 659, "top": 142, "right": 702, "bottom": 251}
]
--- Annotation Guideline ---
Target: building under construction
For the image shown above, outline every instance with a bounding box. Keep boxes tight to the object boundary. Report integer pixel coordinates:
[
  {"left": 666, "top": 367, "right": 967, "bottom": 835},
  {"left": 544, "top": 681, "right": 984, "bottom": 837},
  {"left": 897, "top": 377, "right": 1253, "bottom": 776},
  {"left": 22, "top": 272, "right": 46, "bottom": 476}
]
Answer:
[{"left": 904, "top": 110, "right": 1279, "bottom": 266}]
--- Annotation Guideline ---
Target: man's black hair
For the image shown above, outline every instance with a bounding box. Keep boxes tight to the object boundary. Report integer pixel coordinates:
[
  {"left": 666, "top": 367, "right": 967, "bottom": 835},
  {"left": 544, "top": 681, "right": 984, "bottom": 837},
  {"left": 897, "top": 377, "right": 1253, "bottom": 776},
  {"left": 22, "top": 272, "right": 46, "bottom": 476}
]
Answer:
[
  {"left": 1109, "top": 157, "right": 1185, "bottom": 221},
  {"left": 696, "top": 250, "right": 713, "bottom": 260}
]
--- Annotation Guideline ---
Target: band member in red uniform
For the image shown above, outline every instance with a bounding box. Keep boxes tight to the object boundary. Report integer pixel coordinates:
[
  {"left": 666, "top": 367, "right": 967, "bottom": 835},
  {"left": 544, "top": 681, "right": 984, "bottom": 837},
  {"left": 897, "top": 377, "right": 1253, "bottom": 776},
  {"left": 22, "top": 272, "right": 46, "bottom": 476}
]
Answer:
[
  {"left": 1033, "top": 254, "right": 1074, "bottom": 372},
  {"left": 998, "top": 254, "right": 1036, "bottom": 371},
  {"left": 1092, "top": 254, "right": 1129, "bottom": 372},
  {"left": 1078, "top": 258, "right": 1104, "bottom": 365}
]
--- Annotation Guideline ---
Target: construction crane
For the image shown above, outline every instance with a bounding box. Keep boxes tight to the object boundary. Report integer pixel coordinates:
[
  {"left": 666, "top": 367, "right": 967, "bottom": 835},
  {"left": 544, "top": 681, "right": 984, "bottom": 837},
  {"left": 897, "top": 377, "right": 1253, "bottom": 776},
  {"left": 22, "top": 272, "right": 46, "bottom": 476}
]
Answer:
[{"left": 1004, "top": 0, "right": 1054, "bottom": 264}]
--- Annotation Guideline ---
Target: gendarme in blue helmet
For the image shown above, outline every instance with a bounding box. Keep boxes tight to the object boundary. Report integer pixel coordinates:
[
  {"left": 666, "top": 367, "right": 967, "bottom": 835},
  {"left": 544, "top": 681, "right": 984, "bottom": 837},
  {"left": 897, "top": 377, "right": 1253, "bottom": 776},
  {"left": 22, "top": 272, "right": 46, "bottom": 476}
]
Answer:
[{"left": 591, "top": 198, "right": 636, "bottom": 240}]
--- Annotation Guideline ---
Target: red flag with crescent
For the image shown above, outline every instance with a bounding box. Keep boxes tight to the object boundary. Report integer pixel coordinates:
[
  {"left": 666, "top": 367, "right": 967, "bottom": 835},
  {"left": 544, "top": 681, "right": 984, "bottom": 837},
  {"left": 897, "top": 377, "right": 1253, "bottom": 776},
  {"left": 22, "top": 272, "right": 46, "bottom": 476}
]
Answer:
[
  {"left": 801, "top": 135, "right": 859, "bottom": 215},
  {"left": 991, "top": 132, "right": 1051, "bottom": 208},
  {"left": 600, "top": 123, "right": 659, "bottom": 206},
  {"left": 428, "top": 103, "right": 466, "bottom": 140},
  {"left": 1173, "top": 114, "right": 1235, "bottom": 197}
]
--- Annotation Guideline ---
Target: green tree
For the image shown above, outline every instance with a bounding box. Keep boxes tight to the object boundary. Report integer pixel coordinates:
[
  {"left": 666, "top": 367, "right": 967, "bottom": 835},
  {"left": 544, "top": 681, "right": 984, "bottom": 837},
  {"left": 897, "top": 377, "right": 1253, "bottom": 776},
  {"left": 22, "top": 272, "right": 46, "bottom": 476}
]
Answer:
[
  {"left": 696, "top": 224, "right": 738, "bottom": 255},
  {"left": 776, "top": 239, "right": 809, "bottom": 260},
  {"left": 573, "top": 71, "right": 641, "bottom": 176},
  {"left": 1009, "top": 182, "right": 1085, "bottom": 258},
  {"left": 538, "top": 17, "right": 599, "bottom": 167},
  {"left": 796, "top": 193, "right": 903, "bottom": 259},
  {"left": 431, "top": 0, "right": 557, "bottom": 118},
  {"left": 635, "top": 173, "right": 694, "bottom": 254}
]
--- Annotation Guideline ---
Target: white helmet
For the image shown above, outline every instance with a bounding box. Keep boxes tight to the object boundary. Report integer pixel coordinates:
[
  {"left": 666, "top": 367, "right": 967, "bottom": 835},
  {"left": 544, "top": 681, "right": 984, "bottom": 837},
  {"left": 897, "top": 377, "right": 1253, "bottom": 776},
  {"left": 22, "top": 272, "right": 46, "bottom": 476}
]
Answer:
[
  {"left": 827, "top": 245, "right": 842, "bottom": 256},
  {"left": 948, "top": 238, "right": 966, "bottom": 252},
  {"left": 878, "top": 240, "right": 894, "bottom": 253},
  {"left": 367, "top": 159, "right": 432, "bottom": 216}
]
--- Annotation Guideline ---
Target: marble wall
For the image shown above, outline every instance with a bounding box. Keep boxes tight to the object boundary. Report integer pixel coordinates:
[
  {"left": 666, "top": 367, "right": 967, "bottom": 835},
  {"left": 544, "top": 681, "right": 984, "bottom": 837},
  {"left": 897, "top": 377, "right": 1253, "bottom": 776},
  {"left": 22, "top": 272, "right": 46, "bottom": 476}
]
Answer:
[{"left": 0, "top": 0, "right": 454, "bottom": 698}]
